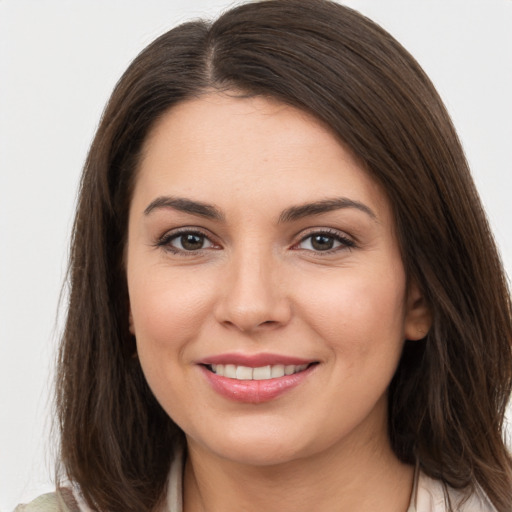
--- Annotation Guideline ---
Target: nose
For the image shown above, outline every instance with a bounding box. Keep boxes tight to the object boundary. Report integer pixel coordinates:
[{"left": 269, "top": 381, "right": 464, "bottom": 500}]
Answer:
[{"left": 214, "top": 247, "right": 292, "bottom": 333}]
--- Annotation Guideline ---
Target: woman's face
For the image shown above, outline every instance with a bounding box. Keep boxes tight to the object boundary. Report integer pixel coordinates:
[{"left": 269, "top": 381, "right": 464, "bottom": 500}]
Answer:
[{"left": 126, "top": 93, "right": 428, "bottom": 466}]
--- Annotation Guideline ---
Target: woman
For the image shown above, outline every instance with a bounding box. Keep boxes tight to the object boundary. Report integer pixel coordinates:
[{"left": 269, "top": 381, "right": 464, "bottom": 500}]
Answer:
[{"left": 16, "top": 0, "right": 512, "bottom": 511}]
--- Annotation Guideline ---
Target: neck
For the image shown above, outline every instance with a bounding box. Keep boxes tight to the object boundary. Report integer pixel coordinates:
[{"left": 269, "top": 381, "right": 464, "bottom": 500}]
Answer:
[{"left": 183, "top": 411, "right": 414, "bottom": 512}]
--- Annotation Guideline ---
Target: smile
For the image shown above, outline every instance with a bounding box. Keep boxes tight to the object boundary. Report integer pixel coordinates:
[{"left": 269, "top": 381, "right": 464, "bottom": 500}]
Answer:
[
  {"left": 207, "top": 363, "right": 310, "bottom": 380},
  {"left": 200, "top": 358, "right": 318, "bottom": 403}
]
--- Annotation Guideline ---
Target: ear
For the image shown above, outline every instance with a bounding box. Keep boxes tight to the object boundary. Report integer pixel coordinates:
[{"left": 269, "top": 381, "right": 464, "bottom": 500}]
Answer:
[{"left": 404, "top": 281, "right": 432, "bottom": 340}]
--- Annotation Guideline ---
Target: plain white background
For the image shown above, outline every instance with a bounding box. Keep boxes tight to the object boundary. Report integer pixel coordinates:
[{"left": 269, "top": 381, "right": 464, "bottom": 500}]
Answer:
[{"left": 1, "top": 1, "right": 511, "bottom": 509}]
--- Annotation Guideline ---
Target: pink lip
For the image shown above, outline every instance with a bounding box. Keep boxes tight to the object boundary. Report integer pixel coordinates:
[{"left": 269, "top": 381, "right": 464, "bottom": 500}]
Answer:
[
  {"left": 199, "top": 360, "right": 317, "bottom": 404},
  {"left": 199, "top": 352, "right": 314, "bottom": 367}
]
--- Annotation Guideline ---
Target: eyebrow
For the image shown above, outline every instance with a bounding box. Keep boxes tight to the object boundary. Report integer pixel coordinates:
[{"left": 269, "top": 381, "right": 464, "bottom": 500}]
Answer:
[
  {"left": 144, "top": 196, "right": 224, "bottom": 221},
  {"left": 143, "top": 195, "right": 376, "bottom": 223},
  {"left": 278, "top": 197, "right": 377, "bottom": 223}
]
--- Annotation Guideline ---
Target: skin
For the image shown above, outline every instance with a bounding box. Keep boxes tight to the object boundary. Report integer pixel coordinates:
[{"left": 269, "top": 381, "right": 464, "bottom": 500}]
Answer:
[{"left": 126, "top": 93, "right": 431, "bottom": 512}]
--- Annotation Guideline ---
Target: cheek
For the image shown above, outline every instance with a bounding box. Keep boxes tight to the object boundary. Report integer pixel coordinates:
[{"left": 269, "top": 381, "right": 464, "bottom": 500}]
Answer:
[
  {"left": 296, "top": 267, "right": 407, "bottom": 356},
  {"left": 127, "top": 269, "right": 216, "bottom": 417},
  {"left": 128, "top": 267, "right": 215, "bottom": 359}
]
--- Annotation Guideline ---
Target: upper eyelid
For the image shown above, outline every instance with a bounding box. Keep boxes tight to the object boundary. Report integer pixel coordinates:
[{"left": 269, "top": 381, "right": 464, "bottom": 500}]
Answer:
[
  {"left": 154, "top": 226, "right": 355, "bottom": 248},
  {"left": 155, "top": 227, "right": 220, "bottom": 250},
  {"left": 153, "top": 229, "right": 221, "bottom": 258},
  {"left": 293, "top": 228, "right": 356, "bottom": 250},
  {"left": 295, "top": 227, "right": 354, "bottom": 241},
  {"left": 158, "top": 226, "right": 215, "bottom": 240}
]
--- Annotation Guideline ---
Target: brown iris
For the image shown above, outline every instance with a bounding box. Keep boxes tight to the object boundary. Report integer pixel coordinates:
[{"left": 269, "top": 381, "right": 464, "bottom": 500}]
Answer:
[{"left": 310, "top": 234, "right": 335, "bottom": 251}]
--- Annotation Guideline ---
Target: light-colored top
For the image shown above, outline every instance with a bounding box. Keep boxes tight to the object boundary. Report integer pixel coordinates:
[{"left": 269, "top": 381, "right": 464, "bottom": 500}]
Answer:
[
  {"left": 406, "top": 464, "right": 497, "bottom": 512},
  {"left": 15, "top": 452, "right": 497, "bottom": 512}
]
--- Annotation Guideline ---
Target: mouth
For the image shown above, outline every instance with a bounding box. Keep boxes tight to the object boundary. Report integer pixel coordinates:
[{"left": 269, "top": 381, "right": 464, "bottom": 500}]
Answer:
[
  {"left": 199, "top": 358, "right": 319, "bottom": 403},
  {"left": 204, "top": 363, "right": 315, "bottom": 381}
]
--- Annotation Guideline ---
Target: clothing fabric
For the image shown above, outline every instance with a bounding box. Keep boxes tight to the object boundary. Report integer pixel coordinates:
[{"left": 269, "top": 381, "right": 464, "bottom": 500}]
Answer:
[
  {"left": 406, "top": 464, "right": 497, "bottom": 512},
  {"left": 14, "top": 487, "right": 82, "bottom": 512},
  {"left": 14, "top": 452, "right": 497, "bottom": 512}
]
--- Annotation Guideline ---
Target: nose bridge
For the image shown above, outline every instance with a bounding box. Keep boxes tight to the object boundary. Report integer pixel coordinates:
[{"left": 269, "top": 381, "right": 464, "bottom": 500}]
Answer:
[{"left": 215, "top": 240, "right": 290, "bottom": 331}]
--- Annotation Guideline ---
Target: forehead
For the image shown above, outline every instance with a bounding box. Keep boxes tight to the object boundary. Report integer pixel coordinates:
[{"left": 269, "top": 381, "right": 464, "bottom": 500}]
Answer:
[
  {"left": 134, "top": 93, "right": 390, "bottom": 221},
  {"left": 140, "top": 92, "right": 348, "bottom": 165}
]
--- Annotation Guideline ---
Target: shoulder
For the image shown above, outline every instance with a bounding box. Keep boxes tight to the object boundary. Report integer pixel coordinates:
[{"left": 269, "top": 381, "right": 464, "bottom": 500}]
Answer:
[
  {"left": 14, "top": 488, "right": 83, "bottom": 512},
  {"left": 15, "top": 446, "right": 186, "bottom": 512},
  {"left": 414, "top": 471, "right": 497, "bottom": 512}
]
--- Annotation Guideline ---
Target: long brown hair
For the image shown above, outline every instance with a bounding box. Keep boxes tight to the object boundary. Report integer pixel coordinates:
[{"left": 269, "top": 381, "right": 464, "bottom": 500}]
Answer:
[{"left": 57, "top": 1, "right": 512, "bottom": 510}]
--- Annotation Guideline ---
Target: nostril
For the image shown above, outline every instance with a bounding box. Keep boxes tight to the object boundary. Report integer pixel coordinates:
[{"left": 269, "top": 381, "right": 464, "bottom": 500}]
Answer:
[{"left": 214, "top": 294, "right": 292, "bottom": 332}]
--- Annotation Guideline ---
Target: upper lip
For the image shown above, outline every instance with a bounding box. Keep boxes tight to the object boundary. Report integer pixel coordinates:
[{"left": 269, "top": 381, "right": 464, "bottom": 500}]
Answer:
[{"left": 199, "top": 353, "right": 317, "bottom": 367}]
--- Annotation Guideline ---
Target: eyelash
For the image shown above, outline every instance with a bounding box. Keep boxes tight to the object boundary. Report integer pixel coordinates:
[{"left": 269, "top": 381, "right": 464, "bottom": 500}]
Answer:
[
  {"left": 154, "top": 227, "right": 356, "bottom": 255},
  {"left": 294, "top": 228, "right": 356, "bottom": 254},
  {"left": 155, "top": 228, "right": 218, "bottom": 255}
]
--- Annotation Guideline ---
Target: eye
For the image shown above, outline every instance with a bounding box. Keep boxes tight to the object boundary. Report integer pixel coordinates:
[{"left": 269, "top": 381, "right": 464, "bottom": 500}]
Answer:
[
  {"left": 173, "top": 232, "right": 213, "bottom": 251},
  {"left": 156, "top": 229, "right": 217, "bottom": 253},
  {"left": 296, "top": 230, "right": 355, "bottom": 252}
]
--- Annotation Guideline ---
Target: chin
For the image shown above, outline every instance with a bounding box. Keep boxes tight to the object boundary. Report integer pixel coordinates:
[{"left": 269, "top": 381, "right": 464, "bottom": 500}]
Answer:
[
  {"left": 185, "top": 417, "right": 330, "bottom": 468},
  {"left": 211, "top": 440, "right": 308, "bottom": 467}
]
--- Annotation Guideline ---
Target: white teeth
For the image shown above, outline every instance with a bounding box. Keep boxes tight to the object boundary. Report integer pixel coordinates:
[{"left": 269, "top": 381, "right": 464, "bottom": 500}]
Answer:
[
  {"left": 253, "top": 365, "right": 271, "bottom": 380},
  {"left": 285, "top": 365, "right": 296, "bottom": 375},
  {"left": 210, "top": 363, "right": 310, "bottom": 380},
  {"left": 236, "top": 366, "right": 253, "bottom": 380},
  {"left": 271, "top": 364, "right": 285, "bottom": 378},
  {"left": 224, "top": 364, "right": 237, "bottom": 379}
]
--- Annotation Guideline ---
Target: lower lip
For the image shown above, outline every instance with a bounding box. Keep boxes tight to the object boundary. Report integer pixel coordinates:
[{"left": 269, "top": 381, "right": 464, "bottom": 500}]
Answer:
[{"left": 200, "top": 364, "right": 316, "bottom": 403}]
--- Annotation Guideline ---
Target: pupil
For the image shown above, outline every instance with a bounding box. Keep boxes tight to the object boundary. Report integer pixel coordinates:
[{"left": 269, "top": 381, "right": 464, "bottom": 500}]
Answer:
[
  {"left": 312, "top": 234, "right": 334, "bottom": 251},
  {"left": 181, "top": 234, "right": 203, "bottom": 250}
]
